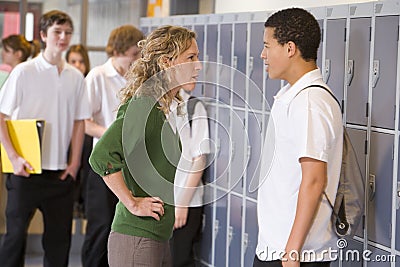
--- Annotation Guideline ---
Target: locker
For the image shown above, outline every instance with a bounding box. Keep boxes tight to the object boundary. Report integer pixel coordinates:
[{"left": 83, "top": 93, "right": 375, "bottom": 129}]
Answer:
[
  {"left": 232, "top": 23, "right": 248, "bottom": 107},
  {"left": 204, "top": 23, "right": 218, "bottom": 99},
  {"left": 248, "top": 22, "right": 265, "bottom": 111},
  {"left": 219, "top": 23, "right": 233, "bottom": 105},
  {"left": 228, "top": 194, "right": 242, "bottom": 267},
  {"left": 325, "top": 19, "right": 346, "bottom": 108},
  {"left": 216, "top": 106, "right": 231, "bottom": 189},
  {"left": 231, "top": 110, "right": 246, "bottom": 194},
  {"left": 371, "top": 15, "right": 398, "bottom": 130},
  {"left": 192, "top": 24, "right": 206, "bottom": 98},
  {"left": 340, "top": 239, "right": 363, "bottom": 267},
  {"left": 264, "top": 77, "right": 281, "bottom": 110},
  {"left": 346, "top": 128, "right": 367, "bottom": 238},
  {"left": 317, "top": 19, "right": 324, "bottom": 70},
  {"left": 246, "top": 111, "right": 263, "bottom": 200},
  {"left": 346, "top": 17, "right": 371, "bottom": 126},
  {"left": 397, "top": 169, "right": 400, "bottom": 251},
  {"left": 215, "top": 190, "right": 228, "bottom": 267},
  {"left": 368, "top": 131, "right": 394, "bottom": 247},
  {"left": 366, "top": 246, "right": 392, "bottom": 267},
  {"left": 244, "top": 200, "right": 258, "bottom": 267}
]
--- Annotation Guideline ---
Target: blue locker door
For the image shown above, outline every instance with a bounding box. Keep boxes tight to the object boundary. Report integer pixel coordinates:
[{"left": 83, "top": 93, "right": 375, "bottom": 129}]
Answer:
[
  {"left": 193, "top": 25, "right": 205, "bottom": 98},
  {"left": 232, "top": 23, "right": 248, "bottom": 107},
  {"left": 317, "top": 19, "right": 324, "bottom": 69},
  {"left": 366, "top": 246, "right": 392, "bottom": 266},
  {"left": 248, "top": 22, "right": 265, "bottom": 111},
  {"left": 368, "top": 131, "right": 394, "bottom": 247},
  {"left": 244, "top": 200, "right": 258, "bottom": 266},
  {"left": 228, "top": 194, "right": 242, "bottom": 267},
  {"left": 205, "top": 105, "right": 217, "bottom": 184},
  {"left": 325, "top": 19, "right": 346, "bottom": 107},
  {"left": 346, "top": 17, "right": 371, "bottom": 126},
  {"left": 215, "top": 190, "right": 228, "bottom": 267},
  {"left": 205, "top": 24, "right": 218, "bottom": 99},
  {"left": 246, "top": 111, "right": 263, "bottom": 200},
  {"left": 346, "top": 128, "right": 367, "bottom": 238},
  {"left": 231, "top": 110, "right": 246, "bottom": 194},
  {"left": 216, "top": 107, "right": 230, "bottom": 189},
  {"left": 372, "top": 15, "right": 398, "bottom": 130},
  {"left": 194, "top": 203, "right": 214, "bottom": 264},
  {"left": 340, "top": 239, "right": 363, "bottom": 267},
  {"left": 219, "top": 24, "right": 233, "bottom": 105}
]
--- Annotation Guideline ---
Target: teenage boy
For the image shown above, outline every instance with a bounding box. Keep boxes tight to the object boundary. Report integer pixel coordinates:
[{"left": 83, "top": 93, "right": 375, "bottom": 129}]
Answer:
[
  {"left": 254, "top": 8, "right": 343, "bottom": 267},
  {"left": 0, "top": 10, "right": 90, "bottom": 267},
  {"left": 81, "top": 24, "right": 144, "bottom": 267}
]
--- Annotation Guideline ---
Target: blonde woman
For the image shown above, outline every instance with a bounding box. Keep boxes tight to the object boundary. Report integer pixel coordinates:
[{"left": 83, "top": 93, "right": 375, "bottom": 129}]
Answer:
[{"left": 89, "top": 25, "right": 201, "bottom": 266}]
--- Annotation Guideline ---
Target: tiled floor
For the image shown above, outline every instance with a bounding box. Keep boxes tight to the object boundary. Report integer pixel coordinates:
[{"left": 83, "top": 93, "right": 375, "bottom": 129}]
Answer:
[{"left": 25, "top": 253, "right": 82, "bottom": 267}]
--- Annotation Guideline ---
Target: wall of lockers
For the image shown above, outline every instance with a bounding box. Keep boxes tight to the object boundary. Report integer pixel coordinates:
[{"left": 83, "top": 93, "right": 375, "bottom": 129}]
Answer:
[{"left": 141, "top": 1, "right": 400, "bottom": 266}]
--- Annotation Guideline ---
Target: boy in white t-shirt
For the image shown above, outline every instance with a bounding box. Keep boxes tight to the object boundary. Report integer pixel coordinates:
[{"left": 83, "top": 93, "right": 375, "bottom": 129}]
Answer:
[
  {"left": 0, "top": 10, "right": 90, "bottom": 267},
  {"left": 255, "top": 8, "right": 343, "bottom": 267}
]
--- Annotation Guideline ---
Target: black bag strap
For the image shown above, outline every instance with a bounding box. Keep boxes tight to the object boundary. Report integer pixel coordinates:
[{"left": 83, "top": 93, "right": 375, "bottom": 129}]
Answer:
[{"left": 299, "top": 84, "right": 347, "bottom": 229}]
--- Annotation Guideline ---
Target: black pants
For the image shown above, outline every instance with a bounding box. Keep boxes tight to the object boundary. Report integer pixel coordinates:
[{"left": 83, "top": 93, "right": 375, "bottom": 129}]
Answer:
[
  {"left": 0, "top": 171, "right": 74, "bottom": 267},
  {"left": 253, "top": 255, "right": 331, "bottom": 267},
  {"left": 170, "top": 207, "right": 203, "bottom": 267},
  {"left": 81, "top": 169, "right": 118, "bottom": 267}
]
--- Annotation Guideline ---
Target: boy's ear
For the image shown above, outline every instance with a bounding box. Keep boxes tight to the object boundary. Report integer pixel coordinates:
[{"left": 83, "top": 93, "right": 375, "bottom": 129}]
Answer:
[
  {"left": 287, "top": 41, "right": 296, "bottom": 57},
  {"left": 40, "top": 30, "right": 47, "bottom": 42}
]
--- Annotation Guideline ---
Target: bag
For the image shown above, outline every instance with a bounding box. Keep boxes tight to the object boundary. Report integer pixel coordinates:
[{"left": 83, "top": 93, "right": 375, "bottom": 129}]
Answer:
[{"left": 301, "top": 85, "right": 365, "bottom": 237}]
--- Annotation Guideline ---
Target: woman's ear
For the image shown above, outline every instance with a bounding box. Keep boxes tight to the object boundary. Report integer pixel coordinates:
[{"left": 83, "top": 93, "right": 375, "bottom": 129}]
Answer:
[{"left": 159, "top": 55, "right": 171, "bottom": 69}]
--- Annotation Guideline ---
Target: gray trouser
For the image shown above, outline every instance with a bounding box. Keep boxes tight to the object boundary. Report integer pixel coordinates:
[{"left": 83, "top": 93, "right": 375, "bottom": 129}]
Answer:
[{"left": 108, "top": 231, "right": 172, "bottom": 267}]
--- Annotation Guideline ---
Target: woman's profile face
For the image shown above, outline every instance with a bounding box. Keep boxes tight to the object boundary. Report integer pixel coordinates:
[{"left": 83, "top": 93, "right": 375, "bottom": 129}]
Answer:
[{"left": 170, "top": 38, "right": 202, "bottom": 93}]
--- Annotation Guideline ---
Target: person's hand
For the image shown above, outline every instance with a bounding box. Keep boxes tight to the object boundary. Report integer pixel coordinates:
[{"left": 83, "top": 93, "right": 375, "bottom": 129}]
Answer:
[
  {"left": 11, "top": 156, "right": 33, "bottom": 177},
  {"left": 60, "top": 162, "right": 80, "bottom": 180},
  {"left": 126, "top": 196, "right": 165, "bottom": 221},
  {"left": 174, "top": 206, "right": 188, "bottom": 229},
  {"left": 282, "top": 260, "right": 300, "bottom": 267}
]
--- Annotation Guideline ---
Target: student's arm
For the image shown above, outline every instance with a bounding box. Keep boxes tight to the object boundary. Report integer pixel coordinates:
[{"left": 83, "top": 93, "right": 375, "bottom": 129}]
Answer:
[
  {"left": 174, "top": 154, "right": 206, "bottom": 229},
  {"left": 102, "top": 171, "right": 165, "bottom": 221},
  {"left": 283, "top": 157, "right": 327, "bottom": 267},
  {"left": 0, "top": 112, "right": 33, "bottom": 176},
  {"left": 61, "top": 119, "right": 85, "bottom": 180},
  {"left": 85, "top": 118, "right": 107, "bottom": 139}
]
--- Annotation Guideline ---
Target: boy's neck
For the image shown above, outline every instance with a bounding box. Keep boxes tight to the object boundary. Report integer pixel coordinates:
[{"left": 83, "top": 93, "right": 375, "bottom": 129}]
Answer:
[{"left": 42, "top": 49, "right": 64, "bottom": 73}]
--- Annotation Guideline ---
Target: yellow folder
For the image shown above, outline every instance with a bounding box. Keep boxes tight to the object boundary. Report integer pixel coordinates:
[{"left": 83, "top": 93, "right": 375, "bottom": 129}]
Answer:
[{"left": 1, "top": 119, "right": 45, "bottom": 174}]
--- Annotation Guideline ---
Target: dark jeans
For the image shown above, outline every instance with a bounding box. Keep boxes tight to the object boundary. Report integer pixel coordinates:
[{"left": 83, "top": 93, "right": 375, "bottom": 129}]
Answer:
[
  {"left": 81, "top": 169, "right": 118, "bottom": 267},
  {"left": 253, "top": 255, "right": 331, "bottom": 267},
  {"left": 170, "top": 207, "right": 203, "bottom": 267},
  {"left": 0, "top": 171, "right": 74, "bottom": 267}
]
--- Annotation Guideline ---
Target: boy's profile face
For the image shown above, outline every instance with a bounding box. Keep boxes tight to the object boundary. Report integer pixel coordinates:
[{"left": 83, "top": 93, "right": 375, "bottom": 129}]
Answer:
[
  {"left": 260, "top": 27, "right": 289, "bottom": 80},
  {"left": 40, "top": 22, "right": 73, "bottom": 54}
]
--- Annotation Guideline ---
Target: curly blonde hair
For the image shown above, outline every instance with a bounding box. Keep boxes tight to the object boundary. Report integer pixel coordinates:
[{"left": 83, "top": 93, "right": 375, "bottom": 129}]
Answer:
[{"left": 119, "top": 25, "right": 197, "bottom": 115}]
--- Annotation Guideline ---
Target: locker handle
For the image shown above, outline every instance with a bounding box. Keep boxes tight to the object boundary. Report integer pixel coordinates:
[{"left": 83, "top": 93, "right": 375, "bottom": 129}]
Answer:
[
  {"left": 323, "top": 59, "right": 331, "bottom": 83},
  {"left": 347, "top": 60, "right": 354, "bottom": 86},
  {"left": 372, "top": 60, "right": 380, "bottom": 88},
  {"left": 228, "top": 226, "right": 234, "bottom": 245},
  {"left": 369, "top": 174, "right": 376, "bottom": 201},
  {"left": 243, "top": 233, "right": 249, "bottom": 251},
  {"left": 396, "top": 182, "right": 400, "bottom": 210},
  {"left": 249, "top": 56, "right": 254, "bottom": 76}
]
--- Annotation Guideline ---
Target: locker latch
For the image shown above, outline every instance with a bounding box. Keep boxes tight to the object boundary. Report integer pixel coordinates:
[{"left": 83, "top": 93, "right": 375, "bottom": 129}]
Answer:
[
  {"left": 214, "top": 219, "right": 220, "bottom": 236},
  {"left": 372, "top": 60, "right": 380, "bottom": 88},
  {"left": 396, "top": 182, "right": 400, "bottom": 209},
  {"left": 249, "top": 56, "right": 254, "bottom": 76},
  {"left": 369, "top": 174, "right": 376, "bottom": 201},
  {"left": 323, "top": 59, "right": 331, "bottom": 83},
  {"left": 347, "top": 59, "right": 354, "bottom": 86},
  {"left": 243, "top": 233, "right": 249, "bottom": 251},
  {"left": 228, "top": 226, "right": 234, "bottom": 245},
  {"left": 233, "top": 56, "right": 238, "bottom": 69}
]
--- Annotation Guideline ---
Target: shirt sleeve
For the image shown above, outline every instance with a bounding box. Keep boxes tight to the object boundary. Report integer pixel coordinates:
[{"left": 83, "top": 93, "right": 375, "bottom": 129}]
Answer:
[
  {"left": 0, "top": 66, "right": 23, "bottom": 116},
  {"left": 85, "top": 69, "right": 102, "bottom": 117},
  {"left": 74, "top": 77, "right": 91, "bottom": 120},
  {"left": 190, "top": 101, "right": 211, "bottom": 158}
]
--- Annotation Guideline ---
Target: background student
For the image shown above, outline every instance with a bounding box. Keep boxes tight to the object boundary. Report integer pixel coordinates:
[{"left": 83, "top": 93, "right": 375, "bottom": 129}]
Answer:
[
  {"left": 0, "top": 10, "right": 90, "bottom": 267},
  {"left": 66, "top": 43, "right": 92, "bottom": 219}
]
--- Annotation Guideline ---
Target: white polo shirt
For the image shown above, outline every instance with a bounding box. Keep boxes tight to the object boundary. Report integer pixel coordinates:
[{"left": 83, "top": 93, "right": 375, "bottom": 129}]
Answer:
[
  {"left": 256, "top": 69, "right": 343, "bottom": 262},
  {"left": 0, "top": 53, "right": 90, "bottom": 170},
  {"left": 173, "top": 90, "right": 210, "bottom": 207},
  {"left": 86, "top": 58, "right": 126, "bottom": 146}
]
